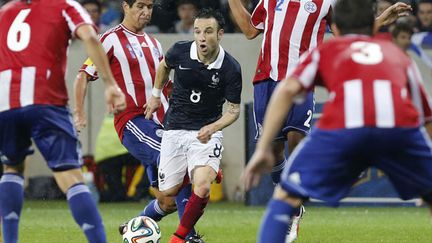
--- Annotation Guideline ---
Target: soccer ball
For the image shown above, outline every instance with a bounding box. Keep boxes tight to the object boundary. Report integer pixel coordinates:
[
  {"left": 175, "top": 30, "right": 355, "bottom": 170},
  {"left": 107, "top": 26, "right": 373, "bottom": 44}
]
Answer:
[{"left": 121, "top": 216, "right": 161, "bottom": 243}]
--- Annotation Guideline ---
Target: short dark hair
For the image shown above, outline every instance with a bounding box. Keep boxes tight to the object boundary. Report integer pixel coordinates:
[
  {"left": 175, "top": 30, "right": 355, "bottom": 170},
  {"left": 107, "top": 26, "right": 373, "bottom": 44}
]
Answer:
[
  {"left": 391, "top": 22, "right": 414, "bottom": 38},
  {"left": 419, "top": 0, "right": 432, "bottom": 5},
  {"left": 194, "top": 8, "right": 225, "bottom": 30},
  {"left": 334, "top": 0, "right": 375, "bottom": 35},
  {"left": 124, "top": 0, "right": 137, "bottom": 7},
  {"left": 81, "top": 0, "right": 102, "bottom": 12},
  {"left": 177, "top": 0, "right": 198, "bottom": 8}
]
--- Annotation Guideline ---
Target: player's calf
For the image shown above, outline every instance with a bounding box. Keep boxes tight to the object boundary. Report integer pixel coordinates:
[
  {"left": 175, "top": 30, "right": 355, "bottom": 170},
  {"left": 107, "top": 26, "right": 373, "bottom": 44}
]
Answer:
[
  {"left": 258, "top": 186, "right": 305, "bottom": 243},
  {"left": 0, "top": 172, "right": 24, "bottom": 243},
  {"left": 66, "top": 183, "right": 107, "bottom": 243}
]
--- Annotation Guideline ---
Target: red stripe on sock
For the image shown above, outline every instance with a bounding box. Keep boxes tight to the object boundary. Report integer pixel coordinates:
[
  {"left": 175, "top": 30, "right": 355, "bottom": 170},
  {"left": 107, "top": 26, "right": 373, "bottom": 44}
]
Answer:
[{"left": 175, "top": 192, "right": 209, "bottom": 238}]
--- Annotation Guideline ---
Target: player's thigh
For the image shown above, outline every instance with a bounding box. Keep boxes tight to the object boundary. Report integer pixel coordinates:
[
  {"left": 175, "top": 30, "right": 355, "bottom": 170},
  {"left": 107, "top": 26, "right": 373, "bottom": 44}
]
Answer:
[
  {"left": 187, "top": 131, "right": 223, "bottom": 182},
  {"left": 30, "top": 106, "right": 82, "bottom": 171},
  {"left": 283, "top": 91, "right": 314, "bottom": 137},
  {"left": 375, "top": 127, "right": 432, "bottom": 200},
  {"left": 280, "top": 129, "right": 367, "bottom": 205},
  {"left": 158, "top": 130, "right": 188, "bottom": 192},
  {"left": 122, "top": 116, "right": 163, "bottom": 186},
  {"left": 0, "top": 109, "right": 33, "bottom": 169},
  {"left": 253, "top": 80, "right": 285, "bottom": 140}
]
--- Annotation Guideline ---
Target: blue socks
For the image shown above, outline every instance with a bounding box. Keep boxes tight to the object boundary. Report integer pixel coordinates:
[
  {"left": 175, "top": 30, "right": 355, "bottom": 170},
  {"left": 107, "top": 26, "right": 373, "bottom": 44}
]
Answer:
[
  {"left": 271, "top": 158, "right": 287, "bottom": 184},
  {"left": 176, "top": 183, "right": 192, "bottom": 219},
  {"left": 0, "top": 173, "right": 24, "bottom": 243},
  {"left": 140, "top": 199, "right": 167, "bottom": 221},
  {"left": 67, "top": 183, "right": 106, "bottom": 243},
  {"left": 258, "top": 199, "right": 298, "bottom": 243}
]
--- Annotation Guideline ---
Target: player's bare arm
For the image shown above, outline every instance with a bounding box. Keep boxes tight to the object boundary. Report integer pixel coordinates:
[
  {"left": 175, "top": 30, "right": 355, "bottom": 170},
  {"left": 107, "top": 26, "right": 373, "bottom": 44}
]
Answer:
[
  {"left": 73, "top": 72, "right": 91, "bottom": 132},
  {"left": 197, "top": 102, "right": 240, "bottom": 144},
  {"left": 375, "top": 2, "right": 412, "bottom": 31},
  {"left": 228, "top": 0, "right": 261, "bottom": 39},
  {"left": 243, "top": 78, "right": 303, "bottom": 191},
  {"left": 144, "top": 59, "right": 170, "bottom": 119},
  {"left": 75, "top": 24, "right": 126, "bottom": 114}
]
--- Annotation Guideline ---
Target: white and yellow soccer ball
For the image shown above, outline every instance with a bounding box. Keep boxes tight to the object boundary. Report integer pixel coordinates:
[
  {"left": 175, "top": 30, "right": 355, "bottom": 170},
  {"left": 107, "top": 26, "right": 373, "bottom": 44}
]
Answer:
[{"left": 121, "top": 216, "right": 161, "bottom": 243}]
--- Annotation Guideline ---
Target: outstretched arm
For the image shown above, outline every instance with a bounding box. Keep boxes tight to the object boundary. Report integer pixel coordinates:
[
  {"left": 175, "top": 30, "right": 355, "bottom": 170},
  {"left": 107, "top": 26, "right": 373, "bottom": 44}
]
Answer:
[
  {"left": 197, "top": 102, "right": 241, "bottom": 143},
  {"left": 75, "top": 25, "right": 126, "bottom": 114},
  {"left": 228, "top": 0, "right": 261, "bottom": 39},
  {"left": 73, "top": 72, "right": 91, "bottom": 132},
  {"left": 144, "top": 59, "right": 171, "bottom": 119}
]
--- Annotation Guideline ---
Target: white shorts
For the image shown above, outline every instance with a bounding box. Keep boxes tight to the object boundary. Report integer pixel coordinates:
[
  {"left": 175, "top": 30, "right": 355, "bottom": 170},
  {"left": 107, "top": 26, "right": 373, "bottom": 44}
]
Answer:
[{"left": 158, "top": 130, "right": 223, "bottom": 192}]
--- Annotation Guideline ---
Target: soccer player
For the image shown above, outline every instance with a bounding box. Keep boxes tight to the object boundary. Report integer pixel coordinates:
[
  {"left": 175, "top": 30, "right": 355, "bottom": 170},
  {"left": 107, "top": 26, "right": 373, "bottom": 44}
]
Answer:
[
  {"left": 0, "top": 0, "right": 126, "bottom": 243},
  {"left": 243, "top": 0, "right": 432, "bottom": 242},
  {"left": 145, "top": 8, "right": 242, "bottom": 243},
  {"left": 228, "top": 0, "right": 413, "bottom": 240},
  {"left": 73, "top": 0, "right": 202, "bottom": 240}
]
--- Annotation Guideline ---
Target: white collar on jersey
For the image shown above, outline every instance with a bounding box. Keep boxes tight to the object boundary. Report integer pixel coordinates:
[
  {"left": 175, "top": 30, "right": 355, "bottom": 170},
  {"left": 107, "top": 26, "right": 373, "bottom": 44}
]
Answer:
[{"left": 190, "top": 41, "right": 225, "bottom": 70}]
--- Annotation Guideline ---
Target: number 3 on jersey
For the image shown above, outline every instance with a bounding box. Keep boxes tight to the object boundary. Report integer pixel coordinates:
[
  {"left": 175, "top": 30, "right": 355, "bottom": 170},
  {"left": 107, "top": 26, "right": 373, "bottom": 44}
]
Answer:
[
  {"left": 350, "top": 42, "right": 383, "bottom": 65},
  {"left": 7, "top": 9, "right": 32, "bottom": 52}
]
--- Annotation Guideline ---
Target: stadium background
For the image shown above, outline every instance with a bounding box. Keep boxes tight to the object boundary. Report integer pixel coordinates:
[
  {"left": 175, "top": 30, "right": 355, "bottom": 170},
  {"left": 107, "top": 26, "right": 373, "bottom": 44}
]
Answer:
[{"left": 22, "top": 33, "right": 432, "bottom": 202}]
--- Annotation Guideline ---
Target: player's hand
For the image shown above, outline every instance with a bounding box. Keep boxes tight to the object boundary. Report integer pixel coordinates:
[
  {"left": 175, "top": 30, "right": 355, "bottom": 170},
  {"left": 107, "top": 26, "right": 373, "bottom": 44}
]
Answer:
[
  {"left": 144, "top": 96, "right": 161, "bottom": 120},
  {"left": 242, "top": 147, "right": 274, "bottom": 191},
  {"left": 197, "top": 124, "right": 216, "bottom": 143},
  {"left": 73, "top": 109, "right": 87, "bottom": 132},
  {"left": 377, "top": 2, "right": 412, "bottom": 27},
  {"left": 105, "top": 84, "right": 126, "bottom": 114}
]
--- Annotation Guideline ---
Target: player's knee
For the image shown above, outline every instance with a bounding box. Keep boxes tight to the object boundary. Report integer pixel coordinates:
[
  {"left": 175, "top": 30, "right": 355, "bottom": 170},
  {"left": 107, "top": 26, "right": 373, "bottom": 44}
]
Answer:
[
  {"left": 158, "top": 197, "right": 177, "bottom": 214},
  {"left": 273, "top": 185, "right": 303, "bottom": 207},
  {"left": 287, "top": 131, "right": 305, "bottom": 153},
  {"left": 193, "top": 180, "right": 211, "bottom": 198},
  {"left": 160, "top": 185, "right": 182, "bottom": 198},
  {"left": 271, "top": 141, "right": 285, "bottom": 161}
]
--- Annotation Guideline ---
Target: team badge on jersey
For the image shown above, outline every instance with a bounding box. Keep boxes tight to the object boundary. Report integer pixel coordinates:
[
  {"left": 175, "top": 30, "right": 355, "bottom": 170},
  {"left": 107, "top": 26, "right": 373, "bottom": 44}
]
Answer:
[
  {"left": 209, "top": 72, "right": 220, "bottom": 88},
  {"left": 153, "top": 47, "right": 161, "bottom": 59},
  {"left": 304, "top": 1, "right": 317, "bottom": 13}
]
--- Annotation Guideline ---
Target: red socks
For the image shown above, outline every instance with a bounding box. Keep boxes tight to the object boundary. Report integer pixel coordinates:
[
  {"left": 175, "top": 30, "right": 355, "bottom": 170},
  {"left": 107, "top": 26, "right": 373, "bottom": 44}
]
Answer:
[{"left": 174, "top": 192, "right": 209, "bottom": 238}]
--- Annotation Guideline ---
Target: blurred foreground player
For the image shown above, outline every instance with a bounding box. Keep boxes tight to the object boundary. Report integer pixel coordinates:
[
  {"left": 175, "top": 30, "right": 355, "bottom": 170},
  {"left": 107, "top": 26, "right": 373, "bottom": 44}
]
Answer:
[
  {"left": 244, "top": 0, "right": 432, "bottom": 242},
  {"left": 0, "top": 0, "right": 125, "bottom": 242},
  {"left": 228, "top": 0, "right": 412, "bottom": 241}
]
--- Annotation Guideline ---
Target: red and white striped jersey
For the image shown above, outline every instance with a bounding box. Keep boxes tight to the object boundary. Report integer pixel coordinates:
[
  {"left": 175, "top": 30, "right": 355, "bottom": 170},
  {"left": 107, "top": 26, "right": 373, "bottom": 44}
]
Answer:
[
  {"left": 80, "top": 24, "right": 170, "bottom": 139},
  {"left": 0, "top": 0, "right": 94, "bottom": 112},
  {"left": 291, "top": 35, "right": 432, "bottom": 129},
  {"left": 251, "top": 0, "right": 335, "bottom": 83}
]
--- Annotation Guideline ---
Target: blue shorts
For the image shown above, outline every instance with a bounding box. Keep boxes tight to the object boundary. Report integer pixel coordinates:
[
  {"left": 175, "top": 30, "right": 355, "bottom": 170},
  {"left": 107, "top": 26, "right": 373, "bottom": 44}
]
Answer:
[
  {"left": 0, "top": 105, "right": 82, "bottom": 171},
  {"left": 253, "top": 79, "right": 314, "bottom": 140},
  {"left": 122, "top": 116, "right": 163, "bottom": 187},
  {"left": 281, "top": 127, "right": 432, "bottom": 205}
]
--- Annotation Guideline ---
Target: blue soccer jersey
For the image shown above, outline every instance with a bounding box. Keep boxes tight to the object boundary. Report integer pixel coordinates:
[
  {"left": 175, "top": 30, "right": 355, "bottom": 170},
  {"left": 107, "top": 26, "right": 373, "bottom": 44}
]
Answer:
[{"left": 163, "top": 41, "right": 242, "bottom": 130}]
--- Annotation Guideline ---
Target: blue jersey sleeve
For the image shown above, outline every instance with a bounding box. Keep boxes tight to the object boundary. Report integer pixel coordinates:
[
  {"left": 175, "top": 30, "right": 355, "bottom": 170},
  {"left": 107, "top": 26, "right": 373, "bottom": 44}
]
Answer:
[
  {"left": 165, "top": 41, "right": 190, "bottom": 69},
  {"left": 224, "top": 61, "right": 242, "bottom": 104}
]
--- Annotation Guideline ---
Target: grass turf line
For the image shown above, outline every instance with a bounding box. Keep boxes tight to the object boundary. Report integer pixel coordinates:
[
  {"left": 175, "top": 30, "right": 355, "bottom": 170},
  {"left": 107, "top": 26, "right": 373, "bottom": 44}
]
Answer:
[{"left": 15, "top": 200, "right": 432, "bottom": 242}]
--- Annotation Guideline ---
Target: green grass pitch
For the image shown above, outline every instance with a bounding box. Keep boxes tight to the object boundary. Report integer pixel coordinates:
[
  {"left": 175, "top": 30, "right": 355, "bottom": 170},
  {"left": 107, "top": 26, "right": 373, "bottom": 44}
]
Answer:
[{"left": 12, "top": 200, "right": 432, "bottom": 242}]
